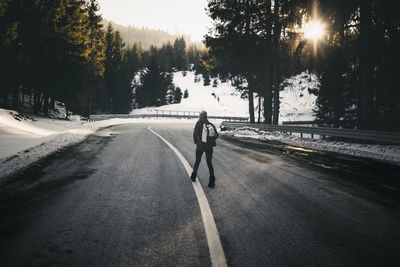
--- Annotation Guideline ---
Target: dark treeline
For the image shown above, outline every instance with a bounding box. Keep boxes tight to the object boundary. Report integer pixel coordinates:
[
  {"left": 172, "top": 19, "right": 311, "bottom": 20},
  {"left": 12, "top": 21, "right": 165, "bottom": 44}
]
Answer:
[
  {"left": 204, "top": 0, "right": 400, "bottom": 130},
  {"left": 0, "top": 0, "right": 140, "bottom": 117},
  {"left": 3, "top": 0, "right": 397, "bottom": 128},
  {"left": 104, "top": 20, "right": 203, "bottom": 50},
  {"left": 311, "top": 0, "right": 400, "bottom": 130},
  {"left": 0, "top": 0, "right": 206, "bottom": 117},
  {"left": 141, "top": 37, "right": 205, "bottom": 73}
]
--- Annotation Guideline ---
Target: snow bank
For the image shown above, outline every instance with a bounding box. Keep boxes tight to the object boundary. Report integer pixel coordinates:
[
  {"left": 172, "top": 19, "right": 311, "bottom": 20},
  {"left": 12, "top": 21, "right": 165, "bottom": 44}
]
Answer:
[
  {"left": 223, "top": 127, "right": 400, "bottom": 164},
  {"left": 0, "top": 109, "right": 91, "bottom": 160}
]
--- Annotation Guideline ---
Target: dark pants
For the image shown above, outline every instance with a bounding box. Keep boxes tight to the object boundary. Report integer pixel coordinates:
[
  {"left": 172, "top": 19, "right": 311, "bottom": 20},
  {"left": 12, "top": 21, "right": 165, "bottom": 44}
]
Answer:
[{"left": 193, "top": 143, "right": 214, "bottom": 177}]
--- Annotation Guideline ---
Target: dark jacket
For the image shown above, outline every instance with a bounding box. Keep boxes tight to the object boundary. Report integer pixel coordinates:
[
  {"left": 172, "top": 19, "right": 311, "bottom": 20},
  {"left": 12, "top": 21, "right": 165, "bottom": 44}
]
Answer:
[{"left": 193, "top": 120, "right": 219, "bottom": 145}]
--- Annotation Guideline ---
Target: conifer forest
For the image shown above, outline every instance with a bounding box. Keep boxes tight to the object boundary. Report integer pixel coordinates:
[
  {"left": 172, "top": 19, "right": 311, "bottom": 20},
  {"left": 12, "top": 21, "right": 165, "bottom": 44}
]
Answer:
[
  {"left": 0, "top": 0, "right": 399, "bottom": 130},
  {"left": 0, "top": 0, "right": 204, "bottom": 117}
]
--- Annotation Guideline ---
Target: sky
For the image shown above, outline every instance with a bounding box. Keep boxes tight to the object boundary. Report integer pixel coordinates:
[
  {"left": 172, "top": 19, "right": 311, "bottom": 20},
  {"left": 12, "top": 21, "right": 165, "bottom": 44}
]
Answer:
[{"left": 97, "top": 0, "right": 212, "bottom": 42}]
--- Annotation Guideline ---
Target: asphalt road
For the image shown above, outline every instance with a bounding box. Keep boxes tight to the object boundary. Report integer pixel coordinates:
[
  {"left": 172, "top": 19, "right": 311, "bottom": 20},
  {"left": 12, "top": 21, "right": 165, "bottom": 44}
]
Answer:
[{"left": 1, "top": 123, "right": 399, "bottom": 266}]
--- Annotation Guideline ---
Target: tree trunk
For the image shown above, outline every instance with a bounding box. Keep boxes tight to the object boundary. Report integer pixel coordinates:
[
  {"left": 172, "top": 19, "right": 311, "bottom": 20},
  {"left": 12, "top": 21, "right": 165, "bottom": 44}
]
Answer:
[
  {"left": 258, "top": 95, "right": 261, "bottom": 123},
  {"left": 245, "top": 0, "right": 255, "bottom": 124},
  {"left": 50, "top": 98, "right": 55, "bottom": 110},
  {"left": 264, "top": 89, "right": 272, "bottom": 124},
  {"left": 264, "top": 67, "right": 273, "bottom": 124},
  {"left": 33, "top": 90, "right": 40, "bottom": 115},
  {"left": 263, "top": 0, "right": 273, "bottom": 124},
  {"left": 359, "top": 0, "right": 372, "bottom": 129},
  {"left": 272, "top": 53, "right": 281, "bottom": 125},
  {"left": 42, "top": 90, "right": 49, "bottom": 115},
  {"left": 272, "top": 71, "right": 280, "bottom": 125},
  {"left": 13, "top": 88, "right": 19, "bottom": 111},
  {"left": 87, "top": 93, "right": 93, "bottom": 118},
  {"left": 272, "top": 0, "right": 282, "bottom": 125},
  {"left": 247, "top": 77, "right": 255, "bottom": 123},
  {"left": 248, "top": 89, "right": 255, "bottom": 123},
  {"left": 21, "top": 89, "right": 24, "bottom": 110}
]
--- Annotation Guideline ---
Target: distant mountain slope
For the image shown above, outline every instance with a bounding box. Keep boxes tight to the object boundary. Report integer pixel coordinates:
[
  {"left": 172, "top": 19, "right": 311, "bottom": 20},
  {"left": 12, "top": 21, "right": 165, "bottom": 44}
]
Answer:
[{"left": 102, "top": 20, "right": 203, "bottom": 49}]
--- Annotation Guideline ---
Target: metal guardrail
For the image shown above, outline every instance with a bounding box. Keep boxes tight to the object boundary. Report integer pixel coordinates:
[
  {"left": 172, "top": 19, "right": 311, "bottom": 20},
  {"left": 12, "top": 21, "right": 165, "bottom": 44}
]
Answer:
[
  {"left": 221, "top": 122, "right": 400, "bottom": 145},
  {"left": 282, "top": 120, "right": 320, "bottom": 125},
  {"left": 89, "top": 113, "right": 248, "bottom": 122},
  {"left": 282, "top": 120, "right": 356, "bottom": 126}
]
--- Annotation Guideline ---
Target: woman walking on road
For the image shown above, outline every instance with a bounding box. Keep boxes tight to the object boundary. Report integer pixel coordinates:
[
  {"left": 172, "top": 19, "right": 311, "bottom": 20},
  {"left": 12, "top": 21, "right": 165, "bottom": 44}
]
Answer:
[{"left": 191, "top": 111, "right": 219, "bottom": 188}]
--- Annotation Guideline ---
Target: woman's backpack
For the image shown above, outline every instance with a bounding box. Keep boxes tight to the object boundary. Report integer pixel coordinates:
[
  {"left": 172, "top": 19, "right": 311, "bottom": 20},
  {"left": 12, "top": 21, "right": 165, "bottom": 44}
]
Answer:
[{"left": 205, "top": 123, "right": 218, "bottom": 146}]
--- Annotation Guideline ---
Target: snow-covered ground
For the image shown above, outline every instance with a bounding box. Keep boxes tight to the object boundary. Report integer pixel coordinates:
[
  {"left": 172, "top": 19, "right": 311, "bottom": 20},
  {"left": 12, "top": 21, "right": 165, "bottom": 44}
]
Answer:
[
  {"left": 279, "top": 71, "right": 319, "bottom": 122},
  {"left": 131, "top": 70, "right": 318, "bottom": 122},
  {"left": 0, "top": 108, "right": 195, "bottom": 178},
  {"left": 223, "top": 127, "right": 400, "bottom": 165},
  {"left": 131, "top": 71, "right": 249, "bottom": 117}
]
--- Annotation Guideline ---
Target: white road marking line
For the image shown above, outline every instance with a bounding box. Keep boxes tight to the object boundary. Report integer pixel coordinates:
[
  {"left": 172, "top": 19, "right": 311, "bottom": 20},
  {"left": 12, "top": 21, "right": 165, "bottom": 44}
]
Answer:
[{"left": 148, "top": 126, "right": 227, "bottom": 267}]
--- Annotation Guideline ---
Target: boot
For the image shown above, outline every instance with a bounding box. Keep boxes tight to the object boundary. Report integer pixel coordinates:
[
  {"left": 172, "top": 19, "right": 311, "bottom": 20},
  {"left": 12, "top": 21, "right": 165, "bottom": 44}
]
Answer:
[
  {"left": 190, "top": 172, "right": 196, "bottom": 182},
  {"left": 208, "top": 176, "right": 215, "bottom": 188}
]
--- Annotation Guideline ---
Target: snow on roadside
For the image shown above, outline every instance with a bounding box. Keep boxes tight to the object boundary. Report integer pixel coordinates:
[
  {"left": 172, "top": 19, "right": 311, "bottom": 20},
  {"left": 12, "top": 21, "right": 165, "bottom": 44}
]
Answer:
[
  {"left": 0, "top": 108, "right": 196, "bottom": 178},
  {"left": 223, "top": 127, "right": 400, "bottom": 164}
]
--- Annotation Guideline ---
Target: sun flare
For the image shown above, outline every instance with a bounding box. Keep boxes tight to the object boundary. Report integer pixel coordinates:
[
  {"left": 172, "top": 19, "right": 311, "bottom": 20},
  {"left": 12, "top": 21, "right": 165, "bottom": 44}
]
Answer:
[{"left": 304, "top": 20, "right": 325, "bottom": 41}]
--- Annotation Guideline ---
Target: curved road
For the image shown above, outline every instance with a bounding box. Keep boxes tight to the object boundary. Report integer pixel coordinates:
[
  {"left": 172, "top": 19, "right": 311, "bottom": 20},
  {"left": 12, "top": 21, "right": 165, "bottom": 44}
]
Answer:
[{"left": 0, "top": 123, "right": 399, "bottom": 266}]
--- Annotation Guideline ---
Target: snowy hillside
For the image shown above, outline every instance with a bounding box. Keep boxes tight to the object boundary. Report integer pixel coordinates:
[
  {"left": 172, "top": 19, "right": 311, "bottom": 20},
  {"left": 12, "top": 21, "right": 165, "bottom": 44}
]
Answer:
[
  {"left": 280, "top": 71, "right": 319, "bottom": 122},
  {"left": 131, "top": 70, "right": 319, "bottom": 123},
  {"left": 131, "top": 71, "right": 249, "bottom": 117}
]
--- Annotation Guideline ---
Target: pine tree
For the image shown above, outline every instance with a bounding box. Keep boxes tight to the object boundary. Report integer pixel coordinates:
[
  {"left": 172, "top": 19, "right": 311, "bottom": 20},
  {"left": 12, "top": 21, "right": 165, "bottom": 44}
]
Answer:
[
  {"left": 173, "top": 37, "right": 186, "bottom": 70},
  {"left": 212, "top": 79, "right": 218, "bottom": 87},
  {"left": 205, "top": 0, "right": 262, "bottom": 123},
  {"left": 82, "top": 0, "right": 105, "bottom": 116},
  {"left": 56, "top": 0, "right": 90, "bottom": 117},
  {"left": 159, "top": 41, "right": 174, "bottom": 72},
  {"left": 174, "top": 87, "right": 182, "bottom": 103},
  {"left": 126, "top": 43, "right": 142, "bottom": 75},
  {"left": 203, "top": 73, "right": 211, "bottom": 86},
  {"left": 0, "top": 0, "right": 137, "bottom": 117},
  {"left": 165, "top": 87, "right": 175, "bottom": 104},
  {"left": 305, "top": 0, "right": 400, "bottom": 130},
  {"left": 186, "top": 44, "right": 203, "bottom": 70},
  {"left": 104, "top": 24, "right": 133, "bottom": 113},
  {"left": 313, "top": 47, "right": 347, "bottom": 126},
  {"left": 134, "top": 57, "right": 174, "bottom": 108},
  {"left": 0, "top": 0, "right": 20, "bottom": 108},
  {"left": 0, "top": 0, "right": 91, "bottom": 115}
]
